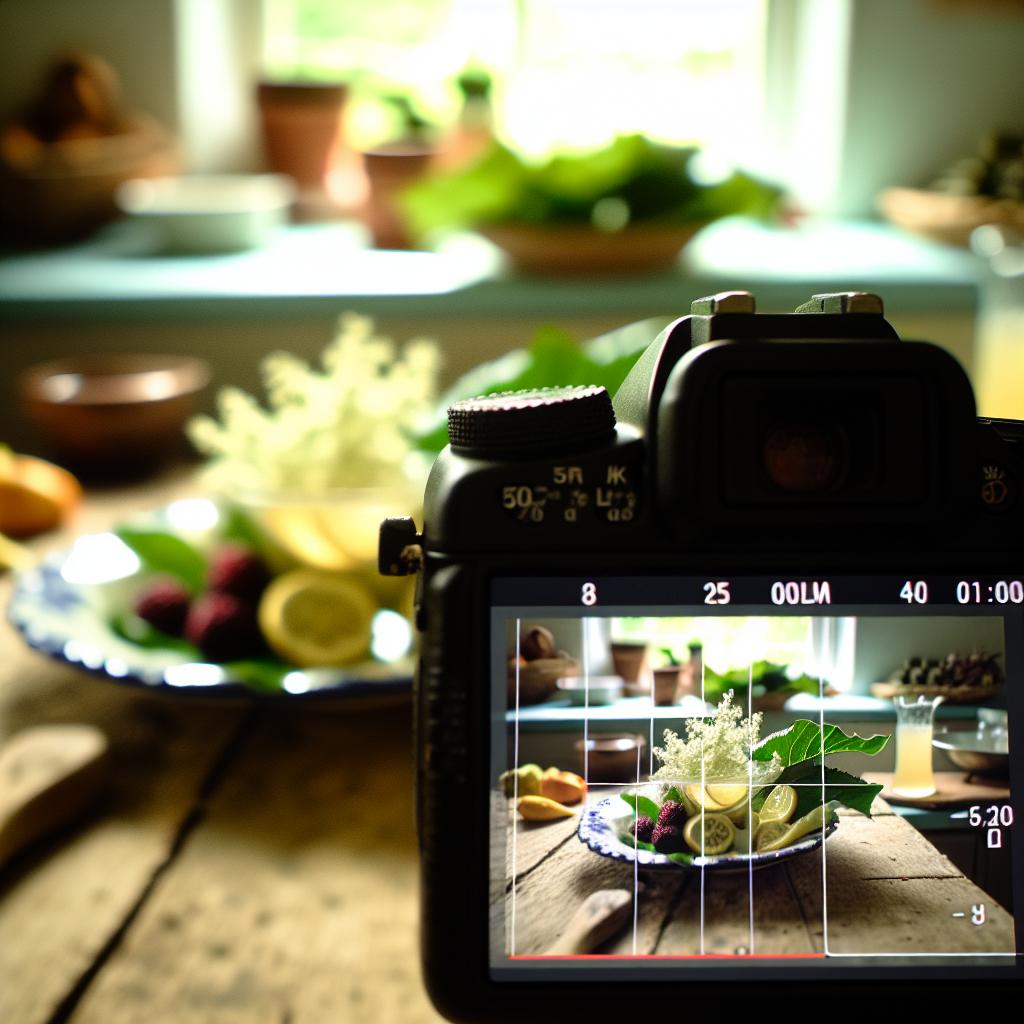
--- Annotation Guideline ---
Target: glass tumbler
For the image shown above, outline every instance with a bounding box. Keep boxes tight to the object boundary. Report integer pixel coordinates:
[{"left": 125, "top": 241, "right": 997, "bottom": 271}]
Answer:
[{"left": 892, "top": 694, "right": 944, "bottom": 798}]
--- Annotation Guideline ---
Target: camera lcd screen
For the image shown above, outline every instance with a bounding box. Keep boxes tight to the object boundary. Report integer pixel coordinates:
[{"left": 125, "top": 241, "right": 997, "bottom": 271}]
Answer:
[{"left": 489, "top": 575, "right": 1021, "bottom": 982}]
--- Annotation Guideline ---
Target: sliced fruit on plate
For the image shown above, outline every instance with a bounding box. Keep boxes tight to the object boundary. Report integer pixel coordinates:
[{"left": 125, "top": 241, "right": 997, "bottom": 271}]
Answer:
[
  {"left": 755, "top": 802, "right": 834, "bottom": 853},
  {"left": 684, "top": 784, "right": 729, "bottom": 811},
  {"left": 759, "top": 784, "right": 797, "bottom": 824},
  {"left": 754, "top": 819, "right": 790, "bottom": 852},
  {"left": 705, "top": 783, "right": 749, "bottom": 807},
  {"left": 683, "top": 811, "right": 735, "bottom": 855},
  {"left": 258, "top": 569, "right": 376, "bottom": 667}
]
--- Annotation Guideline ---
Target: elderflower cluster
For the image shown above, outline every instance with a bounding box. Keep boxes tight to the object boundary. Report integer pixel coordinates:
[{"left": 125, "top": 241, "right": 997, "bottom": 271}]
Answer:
[
  {"left": 652, "top": 690, "right": 783, "bottom": 784},
  {"left": 187, "top": 313, "right": 441, "bottom": 494}
]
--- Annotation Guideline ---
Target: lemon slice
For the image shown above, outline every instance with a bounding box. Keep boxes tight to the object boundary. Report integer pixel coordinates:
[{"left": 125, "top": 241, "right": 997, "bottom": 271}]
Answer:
[
  {"left": 684, "top": 784, "right": 728, "bottom": 811},
  {"left": 757, "top": 803, "right": 833, "bottom": 853},
  {"left": 258, "top": 569, "right": 376, "bottom": 667},
  {"left": 683, "top": 812, "right": 736, "bottom": 855},
  {"left": 755, "top": 820, "right": 790, "bottom": 852},
  {"left": 706, "top": 783, "right": 748, "bottom": 807},
  {"left": 759, "top": 784, "right": 797, "bottom": 824}
]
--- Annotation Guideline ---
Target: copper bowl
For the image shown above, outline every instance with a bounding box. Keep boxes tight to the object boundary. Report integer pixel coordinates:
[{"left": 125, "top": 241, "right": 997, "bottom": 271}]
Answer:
[{"left": 18, "top": 354, "right": 210, "bottom": 475}]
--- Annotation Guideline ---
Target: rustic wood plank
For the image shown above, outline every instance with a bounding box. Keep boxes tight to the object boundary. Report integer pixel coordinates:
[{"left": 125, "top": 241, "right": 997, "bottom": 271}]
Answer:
[
  {"left": 0, "top": 632, "right": 245, "bottom": 1024},
  {"left": 0, "top": 470, "right": 249, "bottom": 1024},
  {"left": 503, "top": 800, "right": 581, "bottom": 884},
  {"left": 796, "top": 875, "right": 1016, "bottom": 954},
  {"left": 69, "top": 707, "right": 443, "bottom": 1024},
  {"left": 822, "top": 814, "right": 963, "bottom": 880},
  {"left": 788, "top": 813, "right": 1015, "bottom": 954},
  {"left": 655, "top": 862, "right": 821, "bottom": 956},
  {"left": 504, "top": 830, "right": 687, "bottom": 957}
]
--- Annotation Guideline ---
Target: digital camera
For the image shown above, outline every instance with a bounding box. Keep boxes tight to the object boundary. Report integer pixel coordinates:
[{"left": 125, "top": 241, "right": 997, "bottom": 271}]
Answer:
[{"left": 380, "top": 292, "right": 1023, "bottom": 1020}]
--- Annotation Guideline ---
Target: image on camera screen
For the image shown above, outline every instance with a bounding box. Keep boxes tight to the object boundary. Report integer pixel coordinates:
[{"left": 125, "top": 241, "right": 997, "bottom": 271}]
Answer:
[{"left": 488, "top": 576, "right": 1019, "bottom": 978}]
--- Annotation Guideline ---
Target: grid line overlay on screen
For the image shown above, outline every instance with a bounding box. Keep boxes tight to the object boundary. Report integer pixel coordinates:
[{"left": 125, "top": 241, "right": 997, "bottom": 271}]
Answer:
[
  {"left": 502, "top": 600, "right": 1017, "bottom": 964},
  {"left": 510, "top": 617, "right": 521, "bottom": 957}
]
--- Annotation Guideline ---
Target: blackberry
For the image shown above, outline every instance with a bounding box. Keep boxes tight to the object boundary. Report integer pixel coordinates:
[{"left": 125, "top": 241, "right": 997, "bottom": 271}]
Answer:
[
  {"left": 134, "top": 578, "right": 191, "bottom": 637},
  {"left": 208, "top": 545, "right": 270, "bottom": 603},
  {"left": 630, "top": 814, "right": 655, "bottom": 844},
  {"left": 656, "top": 800, "right": 686, "bottom": 829},
  {"left": 652, "top": 823, "right": 686, "bottom": 854},
  {"left": 184, "top": 592, "right": 263, "bottom": 662}
]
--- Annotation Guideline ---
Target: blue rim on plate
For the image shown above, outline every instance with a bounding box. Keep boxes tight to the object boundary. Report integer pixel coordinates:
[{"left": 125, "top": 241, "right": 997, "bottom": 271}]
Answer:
[
  {"left": 8, "top": 552, "right": 414, "bottom": 701},
  {"left": 578, "top": 794, "right": 838, "bottom": 871}
]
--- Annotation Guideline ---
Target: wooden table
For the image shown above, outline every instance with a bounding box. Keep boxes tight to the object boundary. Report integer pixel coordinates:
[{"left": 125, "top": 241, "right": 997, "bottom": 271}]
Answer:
[
  {"left": 0, "top": 470, "right": 443, "bottom": 1023},
  {"left": 502, "top": 790, "right": 1016, "bottom": 958}
]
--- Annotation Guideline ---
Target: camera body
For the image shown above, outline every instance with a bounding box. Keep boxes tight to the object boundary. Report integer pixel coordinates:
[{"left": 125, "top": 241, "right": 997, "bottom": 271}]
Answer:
[{"left": 380, "top": 293, "right": 1023, "bottom": 1020}]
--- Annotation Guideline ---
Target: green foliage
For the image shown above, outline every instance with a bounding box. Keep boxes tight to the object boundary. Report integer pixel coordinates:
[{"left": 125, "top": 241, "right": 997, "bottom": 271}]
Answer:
[
  {"left": 114, "top": 527, "right": 207, "bottom": 594},
  {"left": 620, "top": 792, "right": 661, "bottom": 821},
  {"left": 752, "top": 720, "right": 890, "bottom": 766},
  {"left": 703, "top": 660, "right": 821, "bottom": 700},
  {"left": 415, "top": 317, "right": 671, "bottom": 454},
  {"left": 400, "top": 135, "right": 782, "bottom": 240}
]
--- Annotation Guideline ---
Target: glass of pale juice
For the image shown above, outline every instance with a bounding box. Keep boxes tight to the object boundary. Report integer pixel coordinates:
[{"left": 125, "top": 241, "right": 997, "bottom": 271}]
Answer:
[{"left": 892, "top": 694, "right": 945, "bottom": 798}]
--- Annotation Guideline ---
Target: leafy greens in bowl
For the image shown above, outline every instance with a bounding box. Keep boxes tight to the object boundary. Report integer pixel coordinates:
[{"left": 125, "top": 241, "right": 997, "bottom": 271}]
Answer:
[{"left": 400, "top": 135, "right": 782, "bottom": 243}]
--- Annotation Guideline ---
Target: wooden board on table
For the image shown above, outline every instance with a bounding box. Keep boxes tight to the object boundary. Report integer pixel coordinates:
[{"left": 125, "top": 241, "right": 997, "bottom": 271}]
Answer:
[
  {"left": 864, "top": 771, "right": 1011, "bottom": 808},
  {"left": 69, "top": 707, "right": 444, "bottom": 1024}
]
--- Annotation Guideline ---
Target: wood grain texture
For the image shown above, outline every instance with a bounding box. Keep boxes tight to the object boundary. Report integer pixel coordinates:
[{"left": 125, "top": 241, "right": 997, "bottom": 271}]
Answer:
[
  {"left": 0, "top": 601, "right": 245, "bottom": 1023},
  {"left": 0, "top": 470, "right": 246, "bottom": 1024},
  {"left": 69, "top": 707, "right": 442, "bottom": 1024}
]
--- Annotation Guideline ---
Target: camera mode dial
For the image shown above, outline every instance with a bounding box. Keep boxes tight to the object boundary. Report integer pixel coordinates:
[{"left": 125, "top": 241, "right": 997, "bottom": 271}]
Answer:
[{"left": 447, "top": 386, "right": 615, "bottom": 456}]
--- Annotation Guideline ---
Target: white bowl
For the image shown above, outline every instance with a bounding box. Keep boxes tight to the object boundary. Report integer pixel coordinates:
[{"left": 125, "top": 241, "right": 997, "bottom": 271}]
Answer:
[
  {"left": 115, "top": 174, "right": 295, "bottom": 252},
  {"left": 556, "top": 675, "right": 624, "bottom": 706}
]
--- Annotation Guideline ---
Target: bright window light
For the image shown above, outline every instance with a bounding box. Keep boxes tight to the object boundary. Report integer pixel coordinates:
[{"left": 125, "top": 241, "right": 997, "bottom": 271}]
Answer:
[{"left": 263, "top": 0, "right": 767, "bottom": 160}]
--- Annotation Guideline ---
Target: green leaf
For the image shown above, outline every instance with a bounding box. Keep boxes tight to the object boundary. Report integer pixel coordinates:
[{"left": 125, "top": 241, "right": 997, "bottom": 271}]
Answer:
[
  {"left": 414, "top": 317, "right": 670, "bottom": 455},
  {"left": 667, "top": 852, "right": 695, "bottom": 865},
  {"left": 619, "top": 836, "right": 657, "bottom": 853},
  {"left": 752, "top": 719, "right": 890, "bottom": 766},
  {"left": 108, "top": 613, "right": 198, "bottom": 655},
  {"left": 663, "top": 786, "right": 684, "bottom": 805},
  {"left": 222, "top": 658, "right": 291, "bottom": 693},
  {"left": 115, "top": 527, "right": 207, "bottom": 593},
  {"left": 774, "top": 765, "right": 884, "bottom": 819},
  {"left": 620, "top": 792, "right": 660, "bottom": 821}
]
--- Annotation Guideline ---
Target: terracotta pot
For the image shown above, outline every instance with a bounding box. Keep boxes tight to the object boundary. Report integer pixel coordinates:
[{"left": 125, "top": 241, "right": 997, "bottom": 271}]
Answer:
[
  {"left": 360, "top": 142, "right": 436, "bottom": 249},
  {"left": 256, "top": 81, "right": 349, "bottom": 196},
  {"left": 653, "top": 666, "right": 682, "bottom": 706}
]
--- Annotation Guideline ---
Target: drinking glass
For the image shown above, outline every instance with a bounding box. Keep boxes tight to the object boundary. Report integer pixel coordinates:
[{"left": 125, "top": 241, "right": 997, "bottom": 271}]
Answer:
[{"left": 892, "top": 694, "right": 944, "bottom": 798}]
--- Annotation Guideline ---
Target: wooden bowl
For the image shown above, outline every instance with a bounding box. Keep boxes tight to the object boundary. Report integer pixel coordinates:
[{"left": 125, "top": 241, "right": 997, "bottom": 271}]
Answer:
[
  {"left": 18, "top": 354, "right": 210, "bottom": 475},
  {"left": 877, "top": 187, "right": 1024, "bottom": 248},
  {"left": 478, "top": 221, "right": 707, "bottom": 275},
  {"left": 0, "top": 115, "right": 179, "bottom": 244},
  {"left": 507, "top": 655, "right": 579, "bottom": 705}
]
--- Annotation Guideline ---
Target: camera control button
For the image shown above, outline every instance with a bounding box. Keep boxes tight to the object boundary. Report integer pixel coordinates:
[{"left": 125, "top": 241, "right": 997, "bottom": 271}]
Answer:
[{"left": 447, "top": 386, "right": 615, "bottom": 456}]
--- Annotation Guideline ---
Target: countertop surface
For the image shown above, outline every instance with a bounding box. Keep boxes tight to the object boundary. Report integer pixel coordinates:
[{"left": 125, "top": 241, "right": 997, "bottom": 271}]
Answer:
[{"left": 0, "top": 217, "right": 982, "bottom": 322}]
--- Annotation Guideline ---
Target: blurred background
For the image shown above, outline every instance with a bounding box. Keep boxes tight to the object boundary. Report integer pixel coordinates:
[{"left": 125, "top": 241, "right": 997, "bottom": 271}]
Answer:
[{"left": 1, "top": 0, "right": 1023, "bottom": 460}]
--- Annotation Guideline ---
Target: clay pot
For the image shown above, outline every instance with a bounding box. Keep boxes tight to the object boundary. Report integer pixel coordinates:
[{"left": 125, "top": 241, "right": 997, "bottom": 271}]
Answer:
[
  {"left": 653, "top": 666, "right": 682, "bottom": 706},
  {"left": 611, "top": 641, "right": 649, "bottom": 696},
  {"left": 256, "top": 81, "right": 349, "bottom": 201},
  {"left": 360, "top": 142, "right": 436, "bottom": 249}
]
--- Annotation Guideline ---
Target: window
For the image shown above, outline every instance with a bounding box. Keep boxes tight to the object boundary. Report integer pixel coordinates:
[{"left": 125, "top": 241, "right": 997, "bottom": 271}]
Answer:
[{"left": 262, "top": 0, "right": 768, "bottom": 161}]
